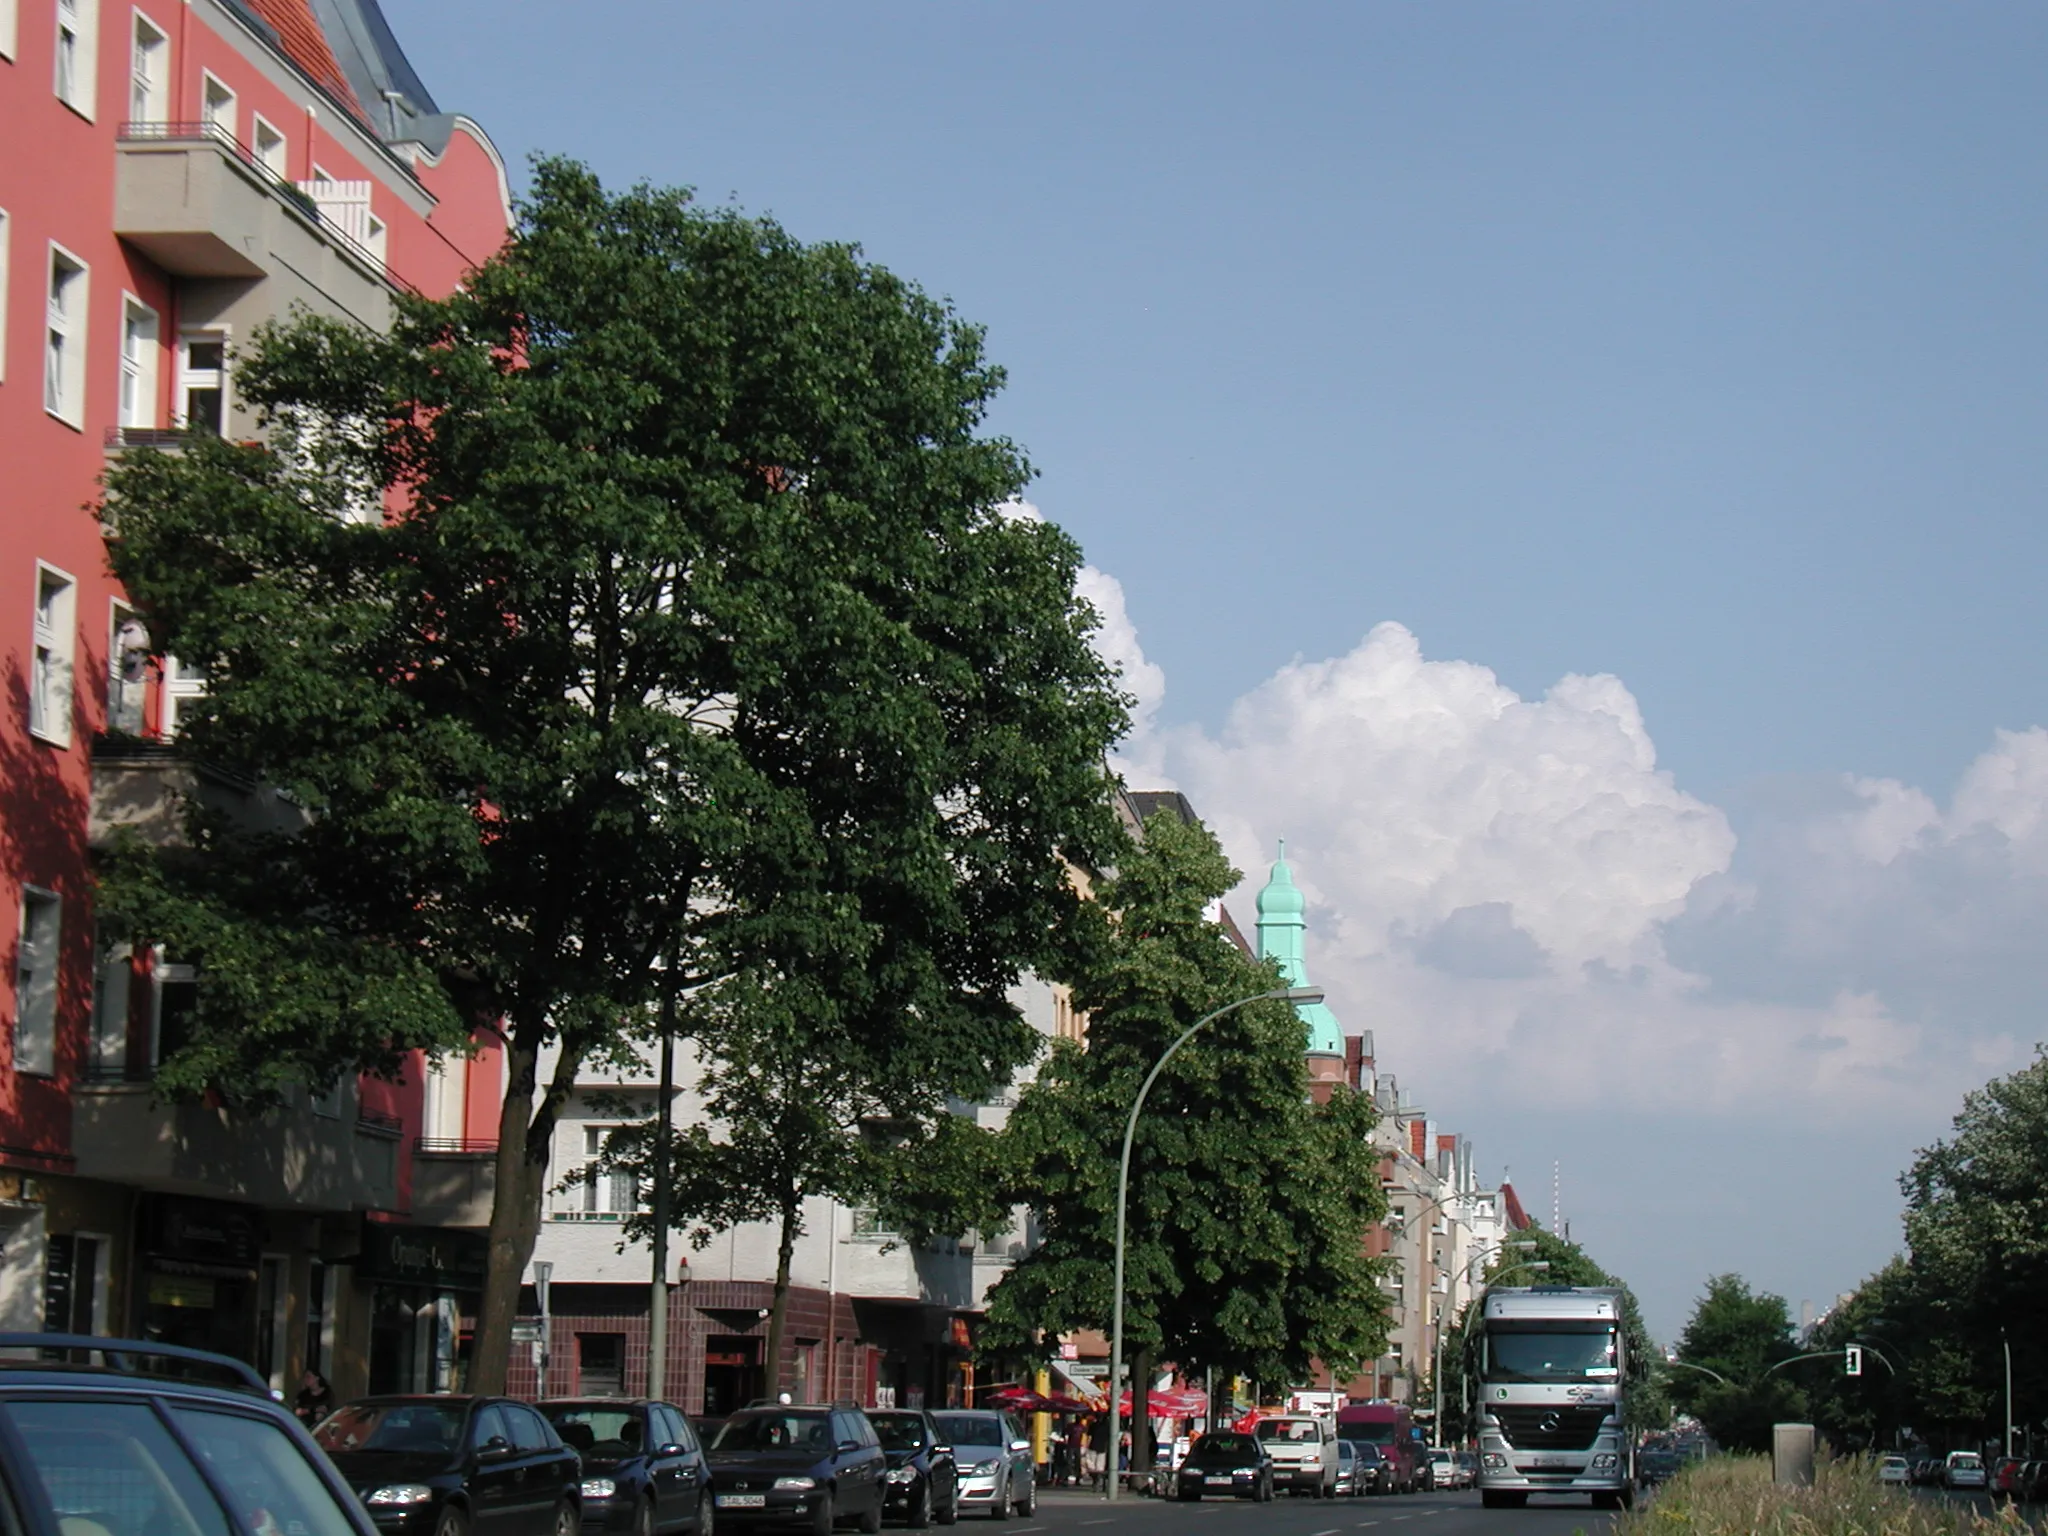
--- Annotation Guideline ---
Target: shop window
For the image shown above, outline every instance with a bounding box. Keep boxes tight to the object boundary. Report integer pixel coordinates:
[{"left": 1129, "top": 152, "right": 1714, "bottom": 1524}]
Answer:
[
  {"left": 577, "top": 1334, "right": 624, "bottom": 1397},
  {"left": 14, "top": 887, "right": 59, "bottom": 1075}
]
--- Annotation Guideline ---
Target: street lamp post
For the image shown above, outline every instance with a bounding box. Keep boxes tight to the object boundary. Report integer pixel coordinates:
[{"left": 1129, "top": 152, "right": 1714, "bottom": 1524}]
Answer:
[{"left": 1105, "top": 984, "right": 1324, "bottom": 1501}]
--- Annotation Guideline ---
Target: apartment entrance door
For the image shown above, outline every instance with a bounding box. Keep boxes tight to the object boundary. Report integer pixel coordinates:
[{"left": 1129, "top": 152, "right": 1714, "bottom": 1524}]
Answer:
[{"left": 702, "top": 1337, "right": 761, "bottom": 1416}]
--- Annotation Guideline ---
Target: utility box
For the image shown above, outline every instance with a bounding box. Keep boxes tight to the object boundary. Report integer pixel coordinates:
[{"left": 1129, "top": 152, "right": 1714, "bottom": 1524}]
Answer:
[{"left": 1773, "top": 1423, "right": 1816, "bottom": 1486}]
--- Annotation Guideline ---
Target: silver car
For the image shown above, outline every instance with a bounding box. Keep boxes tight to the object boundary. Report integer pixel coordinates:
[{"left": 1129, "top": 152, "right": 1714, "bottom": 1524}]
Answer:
[{"left": 934, "top": 1411, "right": 1036, "bottom": 1518}]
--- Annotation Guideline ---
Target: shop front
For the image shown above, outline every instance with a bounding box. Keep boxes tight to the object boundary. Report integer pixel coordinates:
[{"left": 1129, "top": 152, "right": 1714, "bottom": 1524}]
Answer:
[
  {"left": 355, "top": 1220, "right": 487, "bottom": 1394},
  {"left": 135, "top": 1194, "right": 264, "bottom": 1359}
]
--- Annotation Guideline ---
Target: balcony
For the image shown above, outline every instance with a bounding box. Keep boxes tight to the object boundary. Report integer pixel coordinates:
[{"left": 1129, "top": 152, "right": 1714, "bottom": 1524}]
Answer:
[
  {"left": 72, "top": 1083, "right": 399, "bottom": 1211},
  {"left": 116, "top": 122, "right": 401, "bottom": 330},
  {"left": 89, "top": 737, "right": 306, "bottom": 851},
  {"left": 413, "top": 1140, "right": 496, "bottom": 1228}
]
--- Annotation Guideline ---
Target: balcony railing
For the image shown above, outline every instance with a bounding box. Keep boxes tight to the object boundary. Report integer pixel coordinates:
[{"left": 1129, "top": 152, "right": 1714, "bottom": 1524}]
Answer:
[
  {"left": 355, "top": 1109, "right": 404, "bottom": 1139},
  {"left": 415, "top": 1137, "right": 498, "bottom": 1155}
]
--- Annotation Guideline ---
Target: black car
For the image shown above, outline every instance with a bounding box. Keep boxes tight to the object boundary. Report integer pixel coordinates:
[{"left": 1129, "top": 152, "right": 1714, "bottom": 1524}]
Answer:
[
  {"left": 705, "top": 1403, "right": 887, "bottom": 1532},
  {"left": 1174, "top": 1431, "right": 1274, "bottom": 1502},
  {"left": 1342, "top": 1441, "right": 1393, "bottom": 1495},
  {"left": 540, "top": 1399, "right": 712, "bottom": 1536},
  {"left": 317, "top": 1395, "right": 582, "bottom": 1536},
  {"left": 865, "top": 1409, "right": 959, "bottom": 1528},
  {"left": 0, "top": 1332, "right": 381, "bottom": 1536}
]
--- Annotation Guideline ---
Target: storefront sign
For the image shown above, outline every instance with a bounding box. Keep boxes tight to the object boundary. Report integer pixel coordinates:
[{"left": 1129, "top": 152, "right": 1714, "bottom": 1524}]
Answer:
[
  {"left": 356, "top": 1222, "right": 489, "bottom": 1292},
  {"left": 142, "top": 1196, "right": 262, "bottom": 1280}
]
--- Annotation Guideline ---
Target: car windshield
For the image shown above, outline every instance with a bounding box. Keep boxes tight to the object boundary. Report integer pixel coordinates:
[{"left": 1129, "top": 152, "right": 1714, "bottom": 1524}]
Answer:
[
  {"left": 1343, "top": 1422, "right": 1395, "bottom": 1445},
  {"left": 1254, "top": 1421, "right": 1320, "bottom": 1443},
  {"left": 314, "top": 1402, "right": 466, "bottom": 1455},
  {"left": 1485, "top": 1325, "right": 1619, "bottom": 1381},
  {"left": 933, "top": 1415, "right": 1003, "bottom": 1449},
  {"left": 1189, "top": 1434, "right": 1257, "bottom": 1462},
  {"left": 543, "top": 1408, "right": 643, "bottom": 1457},
  {"left": 1351, "top": 1443, "right": 1383, "bottom": 1462},
  {"left": 868, "top": 1414, "right": 928, "bottom": 1452},
  {"left": 713, "top": 1414, "right": 835, "bottom": 1453}
]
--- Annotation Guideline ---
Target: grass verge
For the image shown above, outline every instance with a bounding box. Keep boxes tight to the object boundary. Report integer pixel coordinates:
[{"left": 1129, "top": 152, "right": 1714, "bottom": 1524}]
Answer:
[{"left": 1610, "top": 1454, "right": 2028, "bottom": 1535}]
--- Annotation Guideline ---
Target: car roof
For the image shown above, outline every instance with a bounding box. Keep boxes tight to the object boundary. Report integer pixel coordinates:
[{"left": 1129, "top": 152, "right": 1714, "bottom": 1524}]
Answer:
[{"left": 540, "top": 1399, "right": 661, "bottom": 1409}]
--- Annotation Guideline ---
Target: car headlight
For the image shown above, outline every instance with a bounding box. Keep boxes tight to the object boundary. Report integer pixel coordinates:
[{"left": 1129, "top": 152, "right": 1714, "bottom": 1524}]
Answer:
[
  {"left": 366, "top": 1486, "right": 436, "bottom": 1506},
  {"left": 887, "top": 1467, "right": 917, "bottom": 1484},
  {"left": 581, "top": 1479, "right": 617, "bottom": 1500},
  {"left": 772, "top": 1477, "right": 816, "bottom": 1491},
  {"left": 964, "top": 1459, "right": 999, "bottom": 1475}
]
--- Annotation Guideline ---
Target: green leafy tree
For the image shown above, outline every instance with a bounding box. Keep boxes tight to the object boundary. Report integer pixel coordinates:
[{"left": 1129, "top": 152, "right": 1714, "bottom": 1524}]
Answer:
[
  {"left": 1667, "top": 1274, "right": 1802, "bottom": 1452},
  {"left": 1805, "top": 1259, "right": 1916, "bottom": 1452},
  {"left": 981, "top": 812, "right": 1392, "bottom": 1440},
  {"left": 98, "top": 157, "right": 1126, "bottom": 1389}
]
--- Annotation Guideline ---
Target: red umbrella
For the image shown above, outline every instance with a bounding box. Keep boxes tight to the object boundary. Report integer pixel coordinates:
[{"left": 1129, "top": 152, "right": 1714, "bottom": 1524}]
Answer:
[
  {"left": 986, "top": 1386, "right": 1055, "bottom": 1412},
  {"left": 1118, "top": 1386, "right": 1210, "bottom": 1417},
  {"left": 1045, "top": 1392, "right": 1097, "bottom": 1413}
]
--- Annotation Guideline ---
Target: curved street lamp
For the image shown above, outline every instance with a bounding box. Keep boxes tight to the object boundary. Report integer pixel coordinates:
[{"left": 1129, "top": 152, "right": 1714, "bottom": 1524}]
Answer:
[{"left": 1104, "top": 983, "right": 1325, "bottom": 1500}]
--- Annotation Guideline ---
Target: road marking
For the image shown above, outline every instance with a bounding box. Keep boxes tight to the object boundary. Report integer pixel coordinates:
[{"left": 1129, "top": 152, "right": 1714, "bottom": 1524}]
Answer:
[
  {"left": 1313, "top": 1528, "right": 1342, "bottom": 1535},
  {"left": 1081, "top": 1521, "right": 1115, "bottom": 1528}
]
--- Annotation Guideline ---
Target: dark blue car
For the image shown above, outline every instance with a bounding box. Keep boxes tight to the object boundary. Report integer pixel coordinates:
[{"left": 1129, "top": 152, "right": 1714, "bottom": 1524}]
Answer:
[{"left": 540, "top": 1399, "right": 712, "bottom": 1536}]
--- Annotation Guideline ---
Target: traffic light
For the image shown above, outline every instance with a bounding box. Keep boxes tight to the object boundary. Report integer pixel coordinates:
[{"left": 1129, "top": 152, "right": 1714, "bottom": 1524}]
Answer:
[{"left": 1845, "top": 1345, "right": 1863, "bottom": 1377}]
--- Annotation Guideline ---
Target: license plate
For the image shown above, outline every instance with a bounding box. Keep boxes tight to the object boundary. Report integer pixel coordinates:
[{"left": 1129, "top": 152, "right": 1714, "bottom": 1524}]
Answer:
[
  {"left": 715, "top": 1495, "right": 765, "bottom": 1508},
  {"left": 1206, "top": 1477, "right": 1232, "bottom": 1485},
  {"left": 1526, "top": 1456, "right": 1576, "bottom": 1468}
]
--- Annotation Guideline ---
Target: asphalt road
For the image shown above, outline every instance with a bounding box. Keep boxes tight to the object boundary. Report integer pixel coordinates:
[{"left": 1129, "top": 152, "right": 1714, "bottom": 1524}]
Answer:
[{"left": 969, "top": 1487, "right": 1618, "bottom": 1536}]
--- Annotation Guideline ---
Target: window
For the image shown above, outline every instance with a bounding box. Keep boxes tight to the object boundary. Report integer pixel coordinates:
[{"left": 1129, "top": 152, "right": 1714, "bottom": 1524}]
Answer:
[
  {"left": 578, "top": 1126, "right": 637, "bottom": 1216},
  {"left": 160, "top": 654, "right": 205, "bottom": 736},
  {"left": 108, "top": 603, "right": 147, "bottom": 733},
  {"left": 54, "top": 0, "right": 97, "bottom": 119},
  {"left": 166, "top": 1407, "right": 358, "bottom": 1536},
  {"left": 8, "top": 1400, "right": 230, "bottom": 1536},
  {"left": 177, "top": 331, "right": 225, "bottom": 433},
  {"left": 30, "top": 563, "right": 76, "bottom": 745},
  {"left": 850, "top": 1208, "right": 898, "bottom": 1239},
  {"left": 199, "top": 71, "right": 234, "bottom": 142},
  {"left": 129, "top": 11, "right": 166, "bottom": 123},
  {"left": 15, "top": 888, "right": 59, "bottom": 1076},
  {"left": 364, "top": 212, "right": 386, "bottom": 269},
  {"left": 252, "top": 115, "right": 286, "bottom": 177},
  {"left": 45, "top": 244, "right": 87, "bottom": 427},
  {"left": 90, "top": 935, "right": 132, "bottom": 1074},
  {"left": 150, "top": 953, "right": 196, "bottom": 1068},
  {"left": 576, "top": 1335, "right": 624, "bottom": 1397},
  {"left": 0, "top": 0, "right": 15, "bottom": 58},
  {"left": 119, "top": 295, "right": 158, "bottom": 428}
]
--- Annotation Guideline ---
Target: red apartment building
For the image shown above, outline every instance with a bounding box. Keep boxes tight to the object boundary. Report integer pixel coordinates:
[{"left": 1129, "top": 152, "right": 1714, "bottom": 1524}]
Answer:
[{"left": 0, "top": 0, "right": 509, "bottom": 1393}]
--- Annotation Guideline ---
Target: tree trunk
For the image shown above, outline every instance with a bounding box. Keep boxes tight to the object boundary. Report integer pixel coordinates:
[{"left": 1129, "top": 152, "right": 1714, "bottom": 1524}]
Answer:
[
  {"left": 762, "top": 1194, "right": 800, "bottom": 1400},
  {"left": 469, "top": 1019, "right": 583, "bottom": 1394}
]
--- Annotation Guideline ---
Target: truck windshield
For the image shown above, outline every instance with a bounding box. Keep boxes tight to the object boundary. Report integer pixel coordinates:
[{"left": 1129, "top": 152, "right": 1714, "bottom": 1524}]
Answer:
[{"left": 1486, "top": 1326, "right": 1618, "bottom": 1381}]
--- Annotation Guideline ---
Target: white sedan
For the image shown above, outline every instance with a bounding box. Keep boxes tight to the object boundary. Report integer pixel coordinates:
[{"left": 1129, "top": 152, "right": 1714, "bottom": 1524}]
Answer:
[{"left": 1879, "top": 1455, "right": 1911, "bottom": 1486}]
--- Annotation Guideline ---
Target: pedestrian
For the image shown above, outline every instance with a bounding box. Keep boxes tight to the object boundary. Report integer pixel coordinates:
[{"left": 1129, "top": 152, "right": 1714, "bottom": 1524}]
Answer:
[
  {"left": 294, "top": 1369, "right": 334, "bottom": 1426},
  {"left": 1084, "top": 1414, "right": 1108, "bottom": 1490}
]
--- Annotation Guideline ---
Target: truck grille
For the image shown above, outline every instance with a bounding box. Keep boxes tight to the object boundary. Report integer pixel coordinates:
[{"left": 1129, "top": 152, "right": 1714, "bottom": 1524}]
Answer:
[{"left": 1493, "top": 1405, "right": 1611, "bottom": 1451}]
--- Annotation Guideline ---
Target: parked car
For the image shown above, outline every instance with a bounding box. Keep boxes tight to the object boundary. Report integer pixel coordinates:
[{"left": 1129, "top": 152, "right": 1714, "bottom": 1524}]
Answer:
[
  {"left": 866, "top": 1408, "right": 960, "bottom": 1528},
  {"left": 1343, "top": 1441, "right": 1393, "bottom": 1495},
  {"left": 539, "top": 1399, "right": 712, "bottom": 1536},
  {"left": 1638, "top": 1449, "right": 1682, "bottom": 1489},
  {"left": 705, "top": 1403, "right": 887, "bottom": 1532},
  {"left": 1911, "top": 1457, "right": 1943, "bottom": 1487},
  {"left": 1989, "top": 1456, "right": 2023, "bottom": 1500},
  {"left": 1945, "top": 1451, "right": 1987, "bottom": 1491},
  {"left": 1877, "top": 1454, "right": 1911, "bottom": 1487},
  {"left": 1427, "top": 1450, "right": 1460, "bottom": 1491},
  {"left": 930, "top": 1412, "right": 1033, "bottom": 1519},
  {"left": 1174, "top": 1430, "right": 1274, "bottom": 1502},
  {"left": 1456, "top": 1451, "right": 1479, "bottom": 1489},
  {"left": 0, "top": 1333, "right": 384, "bottom": 1536},
  {"left": 1333, "top": 1441, "right": 1360, "bottom": 1498},
  {"left": 1253, "top": 1415, "right": 1338, "bottom": 1497},
  {"left": 2021, "top": 1460, "right": 2048, "bottom": 1502},
  {"left": 318, "top": 1396, "right": 581, "bottom": 1536}
]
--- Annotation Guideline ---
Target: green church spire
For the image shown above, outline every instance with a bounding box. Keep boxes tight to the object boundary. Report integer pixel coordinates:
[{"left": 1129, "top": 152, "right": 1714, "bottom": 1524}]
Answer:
[{"left": 1256, "top": 842, "right": 1345, "bottom": 1057}]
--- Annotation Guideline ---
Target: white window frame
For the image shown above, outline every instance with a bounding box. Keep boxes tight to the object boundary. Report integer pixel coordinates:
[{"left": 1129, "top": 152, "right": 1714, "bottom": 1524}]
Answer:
[
  {"left": 107, "top": 600, "right": 147, "bottom": 735},
  {"left": 175, "top": 327, "right": 226, "bottom": 434},
  {"left": 252, "top": 114, "right": 286, "bottom": 178},
  {"left": 576, "top": 1125, "right": 639, "bottom": 1217},
  {"left": 54, "top": 0, "right": 98, "bottom": 120},
  {"left": 118, "top": 292, "right": 157, "bottom": 429},
  {"left": 199, "top": 69, "right": 235, "bottom": 144},
  {"left": 128, "top": 9, "right": 167, "bottom": 125},
  {"left": 0, "top": 0, "right": 17, "bottom": 60},
  {"left": 44, "top": 243, "right": 87, "bottom": 429},
  {"left": 89, "top": 933, "right": 131, "bottom": 1075},
  {"left": 147, "top": 951, "right": 195, "bottom": 1068},
  {"left": 14, "top": 887, "right": 60, "bottom": 1077},
  {"left": 29, "top": 562, "right": 76, "bottom": 747},
  {"left": 159, "top": 653, "right": 204, "bottom": 737}
]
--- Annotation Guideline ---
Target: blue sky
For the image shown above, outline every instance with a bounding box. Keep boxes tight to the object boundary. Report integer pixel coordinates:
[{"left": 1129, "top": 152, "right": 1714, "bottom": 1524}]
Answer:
[{"left": 389, "top": 2, "right": 2048, "bottom": 1338}]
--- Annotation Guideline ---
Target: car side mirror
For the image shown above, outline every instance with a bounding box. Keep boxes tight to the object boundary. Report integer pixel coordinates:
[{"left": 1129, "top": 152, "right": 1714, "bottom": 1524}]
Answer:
[
  {"left": 1010, "top": 1440, "right": 1030, "bottom": 1453},
  {"left": 932, "top": 1446, "right": 952, "bottom": 1458},
  {"left": 837, "top": 1440, "right": 859, "bottom": 1454},
  {"left": 479, "top": 1436, "right": 513, "bottom": 1459},
  {"left": 658, "top": 1444, "right": 686, "bottom": 1457}
]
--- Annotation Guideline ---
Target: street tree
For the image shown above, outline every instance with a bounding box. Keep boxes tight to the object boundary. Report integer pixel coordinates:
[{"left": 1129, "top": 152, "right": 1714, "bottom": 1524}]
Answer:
[
  {"left": 980, "top": 811, "right": 1392, "bottom": 1444},
  {"left": 1668, "top": 1274, "right": 1802, "bottom": 1452},
  {"left": 98, "top": 157, "right": 1127, "bottom": 1389}
]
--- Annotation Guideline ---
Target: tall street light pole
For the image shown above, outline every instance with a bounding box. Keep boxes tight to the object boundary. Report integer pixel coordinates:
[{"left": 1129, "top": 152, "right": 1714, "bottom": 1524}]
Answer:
[
  {"left": 1105, "top": 984, "right": 1325, "bottom": 1501},
  {"left": 647, "top": 965, "right": 678, "bottom": 1400},
  {"left": 1433, "top": 1241, "right": 1537, "bottom": 1449}
]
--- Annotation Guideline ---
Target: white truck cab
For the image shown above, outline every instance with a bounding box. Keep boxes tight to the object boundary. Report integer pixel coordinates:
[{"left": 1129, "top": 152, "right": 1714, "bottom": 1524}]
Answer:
[{"left": 1473, "top": 1286, "right": 1634, "bottom": 1511}]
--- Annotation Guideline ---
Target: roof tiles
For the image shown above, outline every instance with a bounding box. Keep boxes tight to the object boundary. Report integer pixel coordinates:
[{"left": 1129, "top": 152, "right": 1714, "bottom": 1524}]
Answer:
[{"left": 243, "top": 0, "right": 366, "bottom": 118}]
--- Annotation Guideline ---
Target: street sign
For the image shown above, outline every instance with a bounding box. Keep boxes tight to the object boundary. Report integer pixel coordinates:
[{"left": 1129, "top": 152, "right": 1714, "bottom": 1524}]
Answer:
[
  {"left": 511, "top": 1320, "right": 544, "bottom": 1344},
  {"left": 1844, "top": 1345, "right": 1863, "bottom": 1377}
]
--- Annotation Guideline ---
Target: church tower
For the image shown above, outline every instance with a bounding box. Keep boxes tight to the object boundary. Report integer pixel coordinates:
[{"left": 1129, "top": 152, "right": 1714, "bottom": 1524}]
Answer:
[{"left": 1256, "top": 842, "right": 1349, "bottom": 1100}]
